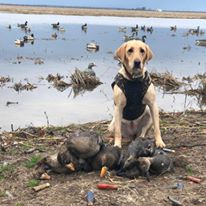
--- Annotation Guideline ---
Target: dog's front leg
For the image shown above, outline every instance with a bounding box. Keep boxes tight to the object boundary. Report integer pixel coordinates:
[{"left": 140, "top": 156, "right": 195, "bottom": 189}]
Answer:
[
  {"left": 113, "top": 86, "right": 126, "bottom": 148},
  {"left": 149, "top": 101, "right": 166, "bottom": 148},
  {"left": 114, "top": 104, "right": 123, "bottom": 148}
]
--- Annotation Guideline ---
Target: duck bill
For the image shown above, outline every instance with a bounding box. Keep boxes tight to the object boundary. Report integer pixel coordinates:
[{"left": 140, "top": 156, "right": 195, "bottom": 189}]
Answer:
[
  {"left": 100, "top": 166, "right": 108, "bottom": 178},
  {"left": 65, "top": 163, "right": 75, "bottom": 172}
]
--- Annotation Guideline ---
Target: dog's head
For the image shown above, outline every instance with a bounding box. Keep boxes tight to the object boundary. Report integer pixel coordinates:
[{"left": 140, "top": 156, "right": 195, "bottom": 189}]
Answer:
[{"left": 114, "top": 40, "right": 153, "bottom": 78}]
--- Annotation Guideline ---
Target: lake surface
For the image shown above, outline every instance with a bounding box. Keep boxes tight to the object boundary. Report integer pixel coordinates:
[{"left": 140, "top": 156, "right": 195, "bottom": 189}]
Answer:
[{"left": 0, "top": 13, "right": 205, "bottom": 131}]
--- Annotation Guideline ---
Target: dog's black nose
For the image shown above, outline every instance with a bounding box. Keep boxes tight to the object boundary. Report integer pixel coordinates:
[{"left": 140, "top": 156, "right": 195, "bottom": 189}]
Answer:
[{"left": 134, "top": 60, "right": 141, "bottom": 69}]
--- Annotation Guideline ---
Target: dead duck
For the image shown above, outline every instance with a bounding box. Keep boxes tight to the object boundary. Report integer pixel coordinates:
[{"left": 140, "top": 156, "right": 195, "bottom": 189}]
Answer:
[
  {"left": 83, "top": 62, "right": 96, "bottom": 77},
  {"left": 57, "top": 144, "right": 92, "bottom": 172},
  {"left": 51, "top": 33, "right": 57, "bottom": 39},
  {"left": 138, "top": 153, "right": 174, "bottom": 177},
  {"left": 131, "top": 24, "right": 139, "bottom": 32},
  {"left": 91, "top": 144, "right": 121, "bottom": 170},
  {"left": 39, "top": 153, "right": 70, "bottom": 174},
  {"left": 65, "top": 130, "right": 103, "bottom": 159},
  {"left": 17, "top": 21, "right": 28, "bottom": 29},
  {"left": 51, "top": 22, "right": 60, "bottom": 29}
]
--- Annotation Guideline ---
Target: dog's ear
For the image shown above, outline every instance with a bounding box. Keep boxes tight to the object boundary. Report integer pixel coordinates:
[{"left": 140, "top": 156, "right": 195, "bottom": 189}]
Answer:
[
  {"left": 145, "top": 45, "right": 153, "bottom": 62},
  {"left": 114, "top": 43, "right": 126, "bottom": 62}
]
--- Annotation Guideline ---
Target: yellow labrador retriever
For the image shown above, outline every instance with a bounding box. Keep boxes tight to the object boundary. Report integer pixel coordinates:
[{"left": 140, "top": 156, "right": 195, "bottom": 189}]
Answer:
[{"left": 108, "top": 40, "right": 165, "bottom": 148}]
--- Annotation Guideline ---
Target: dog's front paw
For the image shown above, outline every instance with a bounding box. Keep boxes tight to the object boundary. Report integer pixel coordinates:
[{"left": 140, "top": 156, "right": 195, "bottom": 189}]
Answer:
[{"left": 155, "top": 139, "right": 166, "bottom": 148}]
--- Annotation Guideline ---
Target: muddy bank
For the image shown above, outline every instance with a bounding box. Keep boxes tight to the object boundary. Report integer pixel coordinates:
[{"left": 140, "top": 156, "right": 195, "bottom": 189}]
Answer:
[
  {"left": 1, "top": 5, "right": 206, "bottom": 19},
  {"left": 0, "top": 111, "right": 206, "bottom": 205}
]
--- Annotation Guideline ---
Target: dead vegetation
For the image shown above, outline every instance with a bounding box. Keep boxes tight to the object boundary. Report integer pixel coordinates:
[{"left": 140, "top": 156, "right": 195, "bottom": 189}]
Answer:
[
  {"left": 70, "top": 69, "right": 102, "bottom": 97},
  {"left": 151, "top": 72, "right": 183, "bottom": 91},
  {"left": 0, "top": 111, "right": 206, "bottom": 205},
  {"left": 12, "top": 82, "right": 37, "bottom": 92}
]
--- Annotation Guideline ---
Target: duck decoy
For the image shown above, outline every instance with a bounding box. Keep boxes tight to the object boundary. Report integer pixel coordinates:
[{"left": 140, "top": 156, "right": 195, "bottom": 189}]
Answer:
[
  {"left": 170, "top": 25, "right": 177, "bottom": 32},
  {"left": 51, "top": 33, "right": 57, "bottom": 39},
  {"left": 123, "top": 33, "right": 136, "bottom": 42},
  {"left": 83, "top": 62, "right": 96, "bottom": 77},
  {"left": 51, "top": 22, "right": 60, "bottom": 29},
  {"left": 195, "top": 39, "right": 206, "bottom": 47},
  {"left": 118, "top": 27, "right": 127, "bottom": 33},
  {"left": 24, "top": 33, "right": 34, "bottom": 42},
  {"left": 131, "top": 24, "right": 138, "bottom": 32},
  {"left": 81, "top": 23, "right": 87, "bottom": 31},
  {"left": 65, "top": 130, "right": 103, "bottom": 159},
  {"left": 86, "top": 41, "right": 99, "bottom": 50},
  {"left": 17, "top": 21, "right": 28, "bottom": 29},
  {"left": 8, "top": 25, "right": 11, "bottom": 29},
  {"left": 141, "top": 25, "right": 146, "bottom": 32},
  {"left": 146, "top": 26, "right": 153, "bottom": 33},
  {"left": 136, "top": 35, "right": 147, "bottom": 43},
  {"left": 91, "top": 144, "right": 121, "bottom": 170},
  {"left": 57, "top": 27, "right": 66, "bottom": 32},
  {"left": 14, "top": 39, "right": 24, "bottom": 46}
]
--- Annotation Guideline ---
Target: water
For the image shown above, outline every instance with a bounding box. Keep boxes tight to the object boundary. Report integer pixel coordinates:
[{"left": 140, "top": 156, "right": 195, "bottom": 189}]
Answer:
[{"left": 0, "top": 13, "right": 205, "bottom": 131}]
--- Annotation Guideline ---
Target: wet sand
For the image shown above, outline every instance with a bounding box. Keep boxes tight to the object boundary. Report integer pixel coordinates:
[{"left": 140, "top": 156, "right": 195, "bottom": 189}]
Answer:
[{"left": 0, "top": 4, "right": 206, "bottom": 19}]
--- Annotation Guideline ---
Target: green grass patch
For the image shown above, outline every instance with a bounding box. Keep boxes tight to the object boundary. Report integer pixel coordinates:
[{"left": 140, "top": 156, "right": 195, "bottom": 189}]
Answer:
[
  {"left": 26, "top": 179, "right": 40, "bottom": 187},
  {"left": 185, "top": 165, "right": 194, "bottom": 175},
  {"left": 25, "top": 155, "right": 42, "bottom": 168},
  {"left": 14, "top": 203, "right": 24, "bottom": 206},
  {"left": 0, "top": 164, "right": 13, "bottom": 180}
]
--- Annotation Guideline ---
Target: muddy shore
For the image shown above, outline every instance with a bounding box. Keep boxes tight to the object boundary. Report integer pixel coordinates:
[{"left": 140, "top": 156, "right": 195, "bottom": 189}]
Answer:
[
  {"left": 0, "top": 111, "right": 206, "bottom": 205},
  {"left": 1, "top": 4, "right": 206, "bottom": 19}
]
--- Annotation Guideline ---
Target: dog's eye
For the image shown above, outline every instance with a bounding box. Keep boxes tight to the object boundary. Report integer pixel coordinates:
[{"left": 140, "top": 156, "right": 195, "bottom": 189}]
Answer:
[
  {"left": 128, "top": 48, "right": 134, "bottom": 53},
  {"left": 140, "top": 48, "right": 145, "bottom": 54}
]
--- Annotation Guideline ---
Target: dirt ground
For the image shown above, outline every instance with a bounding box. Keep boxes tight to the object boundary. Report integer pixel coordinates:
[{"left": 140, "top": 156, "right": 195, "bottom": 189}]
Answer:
[
  {"left": 0, "top": 111, "right": 206, "bottom": 206},
  {"left": 1, "top": 4, "right": 206, "bottom": 19}
]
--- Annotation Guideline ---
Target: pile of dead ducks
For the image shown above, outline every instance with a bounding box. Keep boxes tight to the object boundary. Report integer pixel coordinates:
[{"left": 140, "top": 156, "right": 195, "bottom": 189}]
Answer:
[{"left": 37, "top": 130, "right": 174, "bottom": 180}]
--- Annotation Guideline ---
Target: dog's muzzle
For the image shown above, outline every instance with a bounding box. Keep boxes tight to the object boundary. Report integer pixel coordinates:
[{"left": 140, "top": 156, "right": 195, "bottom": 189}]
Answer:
[{"left": 132, "top": 60, "right": 143, "bottom": 78}]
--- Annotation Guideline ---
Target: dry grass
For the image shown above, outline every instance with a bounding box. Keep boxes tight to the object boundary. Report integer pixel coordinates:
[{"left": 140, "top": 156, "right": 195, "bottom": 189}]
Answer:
[{"left": 1, "top": 5, "right": 206, "bottom": 19}]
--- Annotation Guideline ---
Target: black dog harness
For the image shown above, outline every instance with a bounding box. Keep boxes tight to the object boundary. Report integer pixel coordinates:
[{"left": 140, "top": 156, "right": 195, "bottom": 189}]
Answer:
[{"left": 112, "top": 71, "right": 151, "bottom": 121}]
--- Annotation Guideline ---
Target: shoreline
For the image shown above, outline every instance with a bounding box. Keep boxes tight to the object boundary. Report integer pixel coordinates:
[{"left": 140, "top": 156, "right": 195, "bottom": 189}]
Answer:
[{"left": 0, "top": 4, "right": 206, "bottom": 19}]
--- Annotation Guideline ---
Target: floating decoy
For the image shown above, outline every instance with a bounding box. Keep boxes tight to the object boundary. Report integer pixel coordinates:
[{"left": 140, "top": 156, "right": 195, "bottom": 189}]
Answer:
[
  {"left": 118, "top": 27, "right": 127, "bottom": 33},
  {"left": 8, "top": 25, "right": 11, "bottom": 29},
  {"left": 131, "top": 24, "right": 138, "bottom": 32},
  {"left": 51, "top": 22, "right": 60, "bottom": 29},
  {"left": 86, "top": 41, "right": 99, "bottom": 50},
  {"left": 195, "top": 39, "right": 206, "bottom": 46},
  {"left": 83, "top": 62, "right": 96, "bottom": 77},
  {"left": 123, "top": 33, "right": 136, "bottom": 42},
  {"left": 81, "top": 23, "right": 87, "bottom": 31},
  {"left": 51, "top": 33, "right": 57, "bottom": 39},
  {"left": 146, "top": 26, "right": 153, "bottom": 33},
  {"left": 141, "top": 25, "right": 146, "bottom": 31},
  {"left": 57, "top": 27, "right": 66, "bottom": 32},
  {"left": 170, "top": 25, "right": 177, "bottom": 31},
  {"left": 17, "top": 21, "right": 28, "bottom": 29},
  {"left": 14, "top": 39, "right": 24, "bottom": 46},
  {"left": 65, "top": 130, "right": 103, "bottom": 159},
  {"left": 24, "top": 33, "right": 34, "bottom": 41}
]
